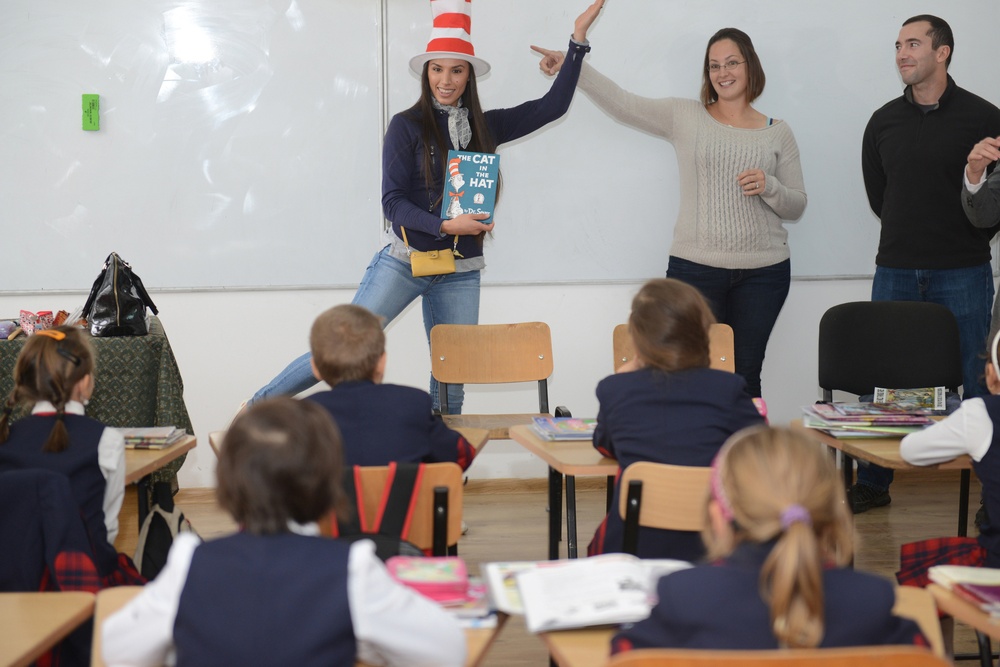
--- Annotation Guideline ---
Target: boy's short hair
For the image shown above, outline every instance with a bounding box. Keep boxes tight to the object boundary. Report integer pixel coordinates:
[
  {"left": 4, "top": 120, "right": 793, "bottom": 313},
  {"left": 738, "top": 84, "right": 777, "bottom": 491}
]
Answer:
[
  {"left": 310, "top": 305, "right": 385, "bottom": 386},
  {"left": 217, "top": 398, "right": 347, "bottom": 534}
]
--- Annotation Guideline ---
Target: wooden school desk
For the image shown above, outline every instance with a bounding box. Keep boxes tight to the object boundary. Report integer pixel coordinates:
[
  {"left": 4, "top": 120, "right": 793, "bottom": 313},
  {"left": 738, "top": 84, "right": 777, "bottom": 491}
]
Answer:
[
  {"left": 540, "top": 626, "right": 615, "bottom": 667},
  {"left": 0, "top": 592, "right": 95, "bottom": 667},
  {"left": 509, "top": 424, "right": 617, "bottom": 559},
  {"left": 91, "top": 586, "right": 506, "bottom": 667},
  {"left": 0, "top": 317, "right": 195, "bottom": 487},
  {"left": 791, "top": 420, "right": 973, "bottom": 536},
  {"left": 928, "top": 583, "right": 997, "bottom": 666},
  {"left": 114, "top": 434, "right": 198, "bottom": 557},
  {"left": 538, "top": 587, "right": 947, "bottom": 667},
  {"left": 359, "top": 614, "right": 509, "bottom": 667}
]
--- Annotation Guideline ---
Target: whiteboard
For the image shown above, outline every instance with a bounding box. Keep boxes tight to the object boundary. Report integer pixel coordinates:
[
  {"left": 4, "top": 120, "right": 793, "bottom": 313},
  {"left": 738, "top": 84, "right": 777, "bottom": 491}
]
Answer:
[
  {"left": 1, "top": 0, "right": 998, "bottom": 290},
  {"left": 0, "top": 0, "right": 383, "bottom": 290}
]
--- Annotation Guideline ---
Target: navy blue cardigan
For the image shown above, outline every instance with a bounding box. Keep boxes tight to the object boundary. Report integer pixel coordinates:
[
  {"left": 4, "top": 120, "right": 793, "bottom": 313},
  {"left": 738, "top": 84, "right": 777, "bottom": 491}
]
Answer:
[
  {"left": 381, "top": 38, "right": 590, "bottom": 259},
  {"left": 307, "top": 381, "right": 475, "bottom": 469},
  {"left": 588, "top": 367, "right": 763, "bottom": 559},
  {"left": 613, "top": 542, "right": 926, "bottom": 651}
]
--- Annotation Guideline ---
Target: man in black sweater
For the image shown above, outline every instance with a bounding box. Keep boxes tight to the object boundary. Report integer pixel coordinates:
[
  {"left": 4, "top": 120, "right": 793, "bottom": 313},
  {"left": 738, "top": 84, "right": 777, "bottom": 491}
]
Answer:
[{"left": 858, "top": 14, "right": 1000, "bottom": 514}]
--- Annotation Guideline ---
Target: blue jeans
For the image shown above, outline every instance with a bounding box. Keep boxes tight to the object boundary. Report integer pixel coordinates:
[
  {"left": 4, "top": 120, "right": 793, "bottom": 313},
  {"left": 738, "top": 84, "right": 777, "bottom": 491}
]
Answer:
[
  {"left": 666, "top": 257, "right": 790, "bottom": 398},
  {"left": 858, "top": 262, "right": 994, "bottom": 492},
  {"left": 251, "top": 246, "right": 480, "bottom": 412}
]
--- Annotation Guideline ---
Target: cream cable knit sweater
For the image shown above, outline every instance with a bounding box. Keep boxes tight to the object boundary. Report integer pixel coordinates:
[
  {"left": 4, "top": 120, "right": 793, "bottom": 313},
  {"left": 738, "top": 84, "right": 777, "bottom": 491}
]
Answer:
[{"left": 579, "top": 63, "right": 807, "bottom": 270}]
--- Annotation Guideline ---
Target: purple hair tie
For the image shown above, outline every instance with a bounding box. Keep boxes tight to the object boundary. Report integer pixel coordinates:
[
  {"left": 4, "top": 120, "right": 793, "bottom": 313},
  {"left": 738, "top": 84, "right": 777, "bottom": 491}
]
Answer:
[{"left": 780, "top": 504, "right": 812, "bottom": 530}]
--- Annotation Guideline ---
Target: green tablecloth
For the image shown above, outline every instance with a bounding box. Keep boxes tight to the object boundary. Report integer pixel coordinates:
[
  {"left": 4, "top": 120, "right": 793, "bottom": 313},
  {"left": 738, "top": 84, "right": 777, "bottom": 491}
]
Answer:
[{"left": 0, "top": 316, "right": 193, "bottom": 484}]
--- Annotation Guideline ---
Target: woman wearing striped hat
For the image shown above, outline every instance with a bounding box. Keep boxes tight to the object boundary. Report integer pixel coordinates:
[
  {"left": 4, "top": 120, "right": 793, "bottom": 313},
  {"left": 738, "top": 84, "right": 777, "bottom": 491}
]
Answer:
[{"left": 250, "top": 0, "right": 605, "bottom": 413}]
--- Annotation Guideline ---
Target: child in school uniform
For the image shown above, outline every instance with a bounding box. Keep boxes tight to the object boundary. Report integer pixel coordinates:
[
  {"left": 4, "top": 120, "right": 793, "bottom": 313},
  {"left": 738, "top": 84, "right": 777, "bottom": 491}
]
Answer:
[
  {"left": 895, "top": 329, "right": 1000, "bottom": 583},
  {"left": 589, "top": 278, "right": 764, "bottom": 559},
  {"left": 102, "top": 398, "right": 465, "bottom": 667},
  {"left": 613, "top": 426, "right": 927, "bottom": 652},
  {"left": 305, "top": 304, "right": 476, "bottom": 469},
  {"left": 0, "top": 326, "right": 144, "bottom": 587}
]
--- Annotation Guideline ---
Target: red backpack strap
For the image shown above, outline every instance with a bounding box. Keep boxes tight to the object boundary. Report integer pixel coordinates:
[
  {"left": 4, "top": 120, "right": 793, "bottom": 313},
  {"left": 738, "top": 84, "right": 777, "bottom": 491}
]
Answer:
[{"left": 372, "top": 462, "right": 424, "bottom": 541}]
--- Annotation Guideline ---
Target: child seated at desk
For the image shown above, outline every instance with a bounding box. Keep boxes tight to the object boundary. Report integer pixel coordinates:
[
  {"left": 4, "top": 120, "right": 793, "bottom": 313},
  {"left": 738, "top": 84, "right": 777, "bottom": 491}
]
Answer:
[
  {"left": 102, "top": 398, "right": 465, "bottom": 667},
  {"left": 896, "top": 329, "right": 1000, "bottom": 583},
  {"left": 612, "top": 426, "right": 926, "bottom": 652},
  {"left": 589, "top": 278, "right": 764, "bottom": 559},
  {"left": 0, "top": 326, "right": 144, "bottom": 587},
  {"left": 305, "top": 304, "right": 475, "bottom": 469}
]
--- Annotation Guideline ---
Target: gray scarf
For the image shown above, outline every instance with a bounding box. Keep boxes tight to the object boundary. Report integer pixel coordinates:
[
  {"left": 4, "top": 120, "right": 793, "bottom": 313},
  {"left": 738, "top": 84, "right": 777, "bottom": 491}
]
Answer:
[{"left": 432, "top": 99, "right": 471, "bottom": 150}]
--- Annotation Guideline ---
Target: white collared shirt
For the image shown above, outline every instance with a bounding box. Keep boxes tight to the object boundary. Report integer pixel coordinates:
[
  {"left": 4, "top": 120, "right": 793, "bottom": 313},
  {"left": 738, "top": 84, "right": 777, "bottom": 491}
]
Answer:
[{"left": 101, "top": 530, "right": 466, "bottom": 667}]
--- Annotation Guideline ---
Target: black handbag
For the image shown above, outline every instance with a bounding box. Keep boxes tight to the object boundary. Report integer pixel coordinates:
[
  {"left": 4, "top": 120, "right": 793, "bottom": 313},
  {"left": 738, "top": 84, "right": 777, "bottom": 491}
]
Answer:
[{"left": 83, "top": 252, "right": 159, "bottom": 337}]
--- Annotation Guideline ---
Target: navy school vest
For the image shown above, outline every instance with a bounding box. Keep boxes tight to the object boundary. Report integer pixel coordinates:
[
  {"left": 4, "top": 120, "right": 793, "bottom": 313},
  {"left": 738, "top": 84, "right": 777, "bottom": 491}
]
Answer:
[
  {"left": 0, "top": 414, "right": 119, "bottom": 574},
  {"left": 174, "top": 532, "right": 356, "bottom": 666}
]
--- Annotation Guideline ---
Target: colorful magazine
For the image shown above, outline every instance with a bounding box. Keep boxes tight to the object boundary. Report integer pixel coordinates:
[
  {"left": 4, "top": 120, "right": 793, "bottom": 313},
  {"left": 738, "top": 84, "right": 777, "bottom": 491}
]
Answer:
[
  {"left": 531, "top": 417, "right": 597, "bottom": 441},
  {"left": 440, "top": 150, "right": 499, "bottom": 224},
  {"left": 873, "top": 386, "right": 946, "bottom": 411}
]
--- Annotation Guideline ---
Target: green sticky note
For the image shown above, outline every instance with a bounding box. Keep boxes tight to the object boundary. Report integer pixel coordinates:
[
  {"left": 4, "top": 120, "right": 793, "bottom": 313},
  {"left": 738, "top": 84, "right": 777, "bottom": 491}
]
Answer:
[{"left": 82, "top": 94, "right": 99, "bottom": 131}]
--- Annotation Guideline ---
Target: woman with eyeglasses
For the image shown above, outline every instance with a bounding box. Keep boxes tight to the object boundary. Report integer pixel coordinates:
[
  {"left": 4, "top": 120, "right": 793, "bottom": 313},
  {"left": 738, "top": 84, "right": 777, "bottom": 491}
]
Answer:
[{"left": 533, "top": 28, "right": 806, "bottom": 399}]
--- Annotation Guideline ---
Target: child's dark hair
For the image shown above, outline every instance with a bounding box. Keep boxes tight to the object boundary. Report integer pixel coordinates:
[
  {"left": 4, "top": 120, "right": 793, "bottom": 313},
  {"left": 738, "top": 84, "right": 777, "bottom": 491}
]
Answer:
[
  {"left": 0, "top": 326, "right": 95, "bottom": 452},
  {"left": 309, "top": 305, "right": 385, "bottom": 386},
  {"left": 217, "top": 398, "right": 348, "bottom": 534},
  {"left": 629, "top": 278, "right": 716, "bottom": 373}
]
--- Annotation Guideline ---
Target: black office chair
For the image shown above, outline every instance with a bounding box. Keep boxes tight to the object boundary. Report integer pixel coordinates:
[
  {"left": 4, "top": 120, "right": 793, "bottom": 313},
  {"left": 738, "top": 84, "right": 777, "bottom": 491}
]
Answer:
[
  {"left": 818, "top": 301, "right": 962, "bottom": 402},
  {"left": 817, "top": 301, "right": 966, "bottom": 528}
]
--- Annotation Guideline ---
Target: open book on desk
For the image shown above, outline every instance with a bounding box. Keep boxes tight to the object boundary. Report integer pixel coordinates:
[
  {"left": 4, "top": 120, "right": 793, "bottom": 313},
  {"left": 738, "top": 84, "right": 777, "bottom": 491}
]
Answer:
[{"left": 483, "top": 554, "right": 691, "bottom": 633}]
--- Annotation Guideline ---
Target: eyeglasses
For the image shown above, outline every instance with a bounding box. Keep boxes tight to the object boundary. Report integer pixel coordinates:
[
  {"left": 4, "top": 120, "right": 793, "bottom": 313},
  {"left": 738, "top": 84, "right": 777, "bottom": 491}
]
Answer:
[{"left": 708, "top": 60, "right": 746, "bottom": 73}]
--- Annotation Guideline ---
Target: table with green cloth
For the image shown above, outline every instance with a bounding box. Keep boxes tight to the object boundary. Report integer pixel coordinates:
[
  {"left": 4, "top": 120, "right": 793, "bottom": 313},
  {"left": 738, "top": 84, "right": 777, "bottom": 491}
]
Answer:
[{"left": 0, "top": 316, "right": 193, "bottom": 485}]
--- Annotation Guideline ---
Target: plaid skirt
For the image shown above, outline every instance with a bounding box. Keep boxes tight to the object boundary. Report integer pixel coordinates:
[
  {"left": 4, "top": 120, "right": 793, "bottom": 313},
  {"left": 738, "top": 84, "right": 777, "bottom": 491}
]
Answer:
[{"left": 896, "top": 536, "right": 986, "bottom": 587}]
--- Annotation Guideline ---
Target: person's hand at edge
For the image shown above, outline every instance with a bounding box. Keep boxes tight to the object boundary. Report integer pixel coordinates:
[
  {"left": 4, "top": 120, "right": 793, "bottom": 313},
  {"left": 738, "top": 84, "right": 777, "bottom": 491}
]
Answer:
[
  {"left": 531, "top": 0, "right": 605, "bottom": 76},
  {"left": 967, "top": 136, "right": 1000, "bottom": 185}
]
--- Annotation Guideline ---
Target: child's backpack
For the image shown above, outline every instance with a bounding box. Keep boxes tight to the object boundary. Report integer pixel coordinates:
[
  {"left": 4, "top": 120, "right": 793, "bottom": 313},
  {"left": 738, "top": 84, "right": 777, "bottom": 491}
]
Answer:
[
  {"left": 133, "top": 481, "right": 196, "bottom": 580},
  {"left": 329, "top": 462, "right": 427, "bottom": 561}
]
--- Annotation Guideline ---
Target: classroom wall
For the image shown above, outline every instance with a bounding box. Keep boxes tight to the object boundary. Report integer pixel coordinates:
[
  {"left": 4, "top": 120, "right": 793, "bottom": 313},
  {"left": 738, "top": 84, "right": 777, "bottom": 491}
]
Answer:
[{"left": 0, "top": 278, "right": 879, "bottom": 487}]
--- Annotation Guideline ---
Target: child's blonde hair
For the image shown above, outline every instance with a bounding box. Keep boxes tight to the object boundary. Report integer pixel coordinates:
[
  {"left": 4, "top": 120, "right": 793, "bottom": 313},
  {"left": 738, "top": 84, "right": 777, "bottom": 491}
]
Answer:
[
  {"left": 309, "top": 305, "right": 385, "bottom": 386},
  {"left": 0, "top": 326, "right": 95, "bottom": 453},
  {"left": 705, "top": 425, "right": 853, "bottom": 648},
  {"left": 629, "top": 278, "right": 716, "bottom": 373}
]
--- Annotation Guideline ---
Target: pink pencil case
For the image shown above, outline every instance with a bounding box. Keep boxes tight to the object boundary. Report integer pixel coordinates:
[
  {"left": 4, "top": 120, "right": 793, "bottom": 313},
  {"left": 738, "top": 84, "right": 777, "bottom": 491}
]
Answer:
[{"left": 386, "top": 556, "right": 469, "bottom": 604}]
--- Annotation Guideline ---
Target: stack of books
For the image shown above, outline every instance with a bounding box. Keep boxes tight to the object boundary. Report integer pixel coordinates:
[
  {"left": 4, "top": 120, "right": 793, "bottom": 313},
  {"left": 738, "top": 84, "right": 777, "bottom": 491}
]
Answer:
[
  {"left": 531, "top": 416, "right": 597, "bottom": 441},
  {"left": 801, "top": 402, "right": 931, "bottom": 437},
  {"left": 116, "top": 426, "right": 187, "bottom": 449},
  {"left": 929, "top": 565, "right": 1000, "bottom": 617}
]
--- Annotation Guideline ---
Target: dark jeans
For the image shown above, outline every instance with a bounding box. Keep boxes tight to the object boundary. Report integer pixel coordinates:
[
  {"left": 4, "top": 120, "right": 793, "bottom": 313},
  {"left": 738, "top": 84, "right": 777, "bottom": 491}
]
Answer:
[
  {"left": 666, "top": 256, "right": 790, "bottom": 398},
  {"left": 858, "top": 262, "right": 994, "bottom": 492}
]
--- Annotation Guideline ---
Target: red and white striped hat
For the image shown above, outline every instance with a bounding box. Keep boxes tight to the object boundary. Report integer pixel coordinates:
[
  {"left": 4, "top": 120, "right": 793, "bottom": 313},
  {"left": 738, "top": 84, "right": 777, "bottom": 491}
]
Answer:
[{"left": 409, "top": 0, "right": 491, "bottom": 77}]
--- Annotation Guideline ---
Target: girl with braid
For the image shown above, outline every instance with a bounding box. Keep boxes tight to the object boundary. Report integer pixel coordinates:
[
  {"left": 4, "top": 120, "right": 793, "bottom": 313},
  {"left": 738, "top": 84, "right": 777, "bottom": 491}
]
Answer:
[
  {"left": 612, "top": 426, "right": 925, "bottom": 652},
  {"left": 0, "top": 326, "right": 144, "bottom": 585}
]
